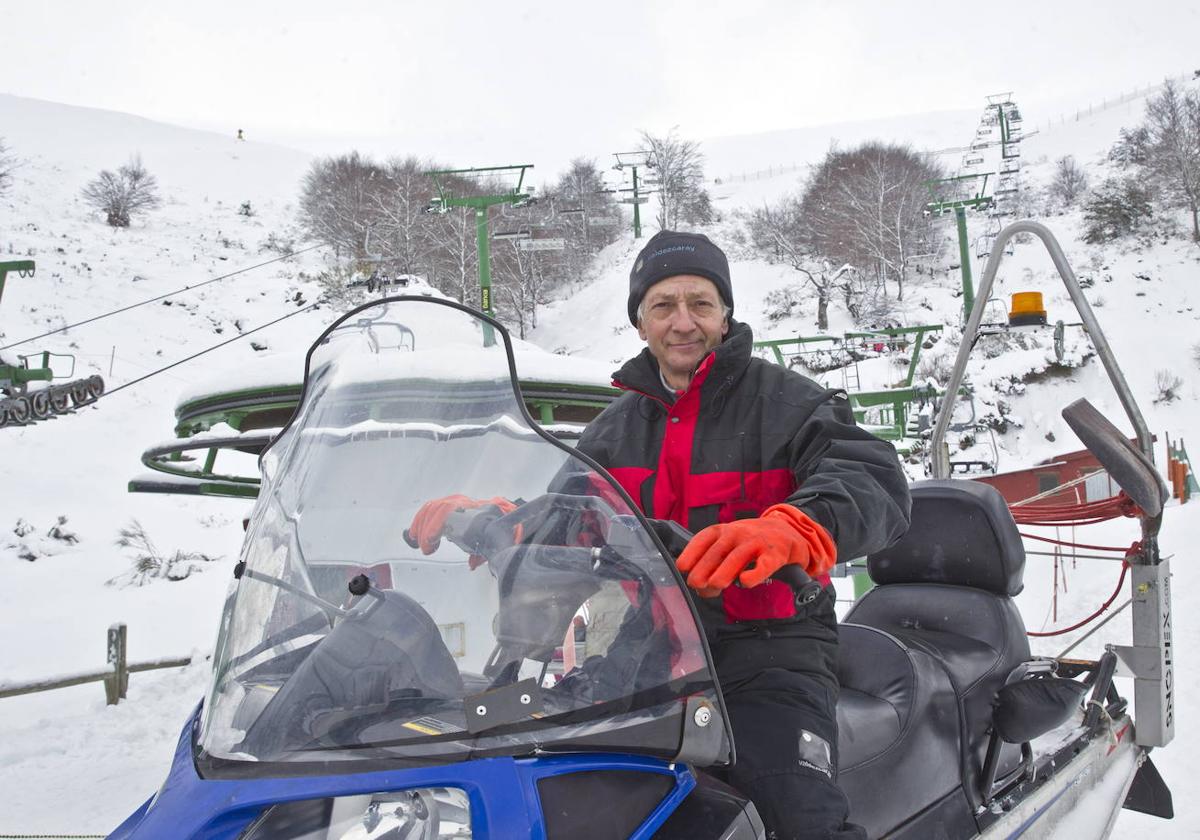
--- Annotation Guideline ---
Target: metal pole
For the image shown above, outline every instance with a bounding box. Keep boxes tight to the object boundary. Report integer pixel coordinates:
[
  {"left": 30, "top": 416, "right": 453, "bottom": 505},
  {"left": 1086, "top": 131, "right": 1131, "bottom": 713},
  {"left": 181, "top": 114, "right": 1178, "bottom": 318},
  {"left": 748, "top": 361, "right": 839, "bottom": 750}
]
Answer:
[
  {"left": 930, "top": 220, "right": 1156, "bottom": 478},
  {"left": 475, "top": 207, "right": 496, "bottom": 347},
  {"left": 106, "top": 622, "right": 128, "bottom": 704},
  {"left": 955, "top": 206, "right": 974, "bottom": 320},
  {"left": 632, "top": 166, "right": 643, "bottom": 239},
  {"left": 927, "top": 219, "right": 1173, "bottom": 747}
]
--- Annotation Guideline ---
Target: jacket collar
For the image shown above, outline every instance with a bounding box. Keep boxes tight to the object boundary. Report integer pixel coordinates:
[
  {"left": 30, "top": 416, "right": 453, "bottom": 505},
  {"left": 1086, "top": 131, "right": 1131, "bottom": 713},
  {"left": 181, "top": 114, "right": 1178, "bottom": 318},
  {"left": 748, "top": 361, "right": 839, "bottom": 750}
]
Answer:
[{"left": 612, "top": 319, "right": 754, "bottom": 405}]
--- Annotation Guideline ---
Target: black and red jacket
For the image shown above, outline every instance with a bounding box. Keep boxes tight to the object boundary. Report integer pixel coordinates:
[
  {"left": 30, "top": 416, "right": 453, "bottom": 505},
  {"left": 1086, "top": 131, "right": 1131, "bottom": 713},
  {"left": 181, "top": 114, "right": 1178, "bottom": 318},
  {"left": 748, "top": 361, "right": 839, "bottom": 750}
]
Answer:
[{"left": 576, "top": 319, "right": 911, "bottom": 624}]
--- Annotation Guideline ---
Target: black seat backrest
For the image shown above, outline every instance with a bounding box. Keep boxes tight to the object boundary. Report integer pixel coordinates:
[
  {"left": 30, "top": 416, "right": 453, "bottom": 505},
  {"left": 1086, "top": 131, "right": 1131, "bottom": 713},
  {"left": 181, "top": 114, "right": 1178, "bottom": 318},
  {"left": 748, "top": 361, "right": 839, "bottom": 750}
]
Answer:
[
  {"left": 845, "top": 479, "right": 1031, "bottom": 808},
  {"left": 865, "top": 479, "right": 1025, "bottom": 596}
]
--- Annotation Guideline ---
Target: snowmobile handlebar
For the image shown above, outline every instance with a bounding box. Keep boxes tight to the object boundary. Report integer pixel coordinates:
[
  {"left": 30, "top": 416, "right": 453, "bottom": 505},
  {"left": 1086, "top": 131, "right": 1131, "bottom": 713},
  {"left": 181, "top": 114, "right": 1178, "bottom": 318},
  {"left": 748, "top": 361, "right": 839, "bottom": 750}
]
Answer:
[{"left": 404, "top": 501, "right": 821, "bottom": 606}]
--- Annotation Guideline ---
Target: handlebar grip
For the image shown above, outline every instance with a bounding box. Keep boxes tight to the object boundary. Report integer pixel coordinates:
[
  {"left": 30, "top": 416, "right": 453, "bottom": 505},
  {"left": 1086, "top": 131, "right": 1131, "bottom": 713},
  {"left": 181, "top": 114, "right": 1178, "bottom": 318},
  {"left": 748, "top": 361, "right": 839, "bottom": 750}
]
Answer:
[{"left": 771, "top": 564, "right": 822, "bottom": 606}]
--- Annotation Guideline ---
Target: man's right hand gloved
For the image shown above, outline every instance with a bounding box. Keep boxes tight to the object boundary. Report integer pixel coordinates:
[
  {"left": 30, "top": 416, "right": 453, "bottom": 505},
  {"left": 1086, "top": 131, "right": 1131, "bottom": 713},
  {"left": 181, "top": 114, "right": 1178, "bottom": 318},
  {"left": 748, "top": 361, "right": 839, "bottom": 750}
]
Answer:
[
  {"left": 408, "top": 494, "right": 517, "bottom": 555},
  {"left": 675, "top": 504, "right": 835, "bottom": 597}
]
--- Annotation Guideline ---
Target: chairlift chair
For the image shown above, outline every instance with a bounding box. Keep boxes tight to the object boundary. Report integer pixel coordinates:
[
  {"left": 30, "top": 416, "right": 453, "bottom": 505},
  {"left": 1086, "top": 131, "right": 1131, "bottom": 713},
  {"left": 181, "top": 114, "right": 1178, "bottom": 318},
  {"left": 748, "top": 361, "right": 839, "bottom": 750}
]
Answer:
[{"left": 493, "top": 229, "right": 532, "bottom": 241}]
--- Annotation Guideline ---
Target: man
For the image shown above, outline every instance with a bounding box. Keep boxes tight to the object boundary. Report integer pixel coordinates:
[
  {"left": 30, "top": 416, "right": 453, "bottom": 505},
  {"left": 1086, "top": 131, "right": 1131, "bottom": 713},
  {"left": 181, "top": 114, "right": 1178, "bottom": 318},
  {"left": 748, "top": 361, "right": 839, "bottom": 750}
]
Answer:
[
  {"left": 412, "top": 231, "right": 910, "bottom": 839},
  {"left": 574, "top": 231, "right": 910, "bottom": 840}
]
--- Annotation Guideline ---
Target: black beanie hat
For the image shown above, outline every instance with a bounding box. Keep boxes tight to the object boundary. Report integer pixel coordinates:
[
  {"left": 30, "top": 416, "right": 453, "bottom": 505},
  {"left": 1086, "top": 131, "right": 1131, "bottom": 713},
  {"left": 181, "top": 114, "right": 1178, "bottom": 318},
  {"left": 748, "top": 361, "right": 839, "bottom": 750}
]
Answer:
[{"left": 627, "top": 230, "right": 733, "bottom": 326}]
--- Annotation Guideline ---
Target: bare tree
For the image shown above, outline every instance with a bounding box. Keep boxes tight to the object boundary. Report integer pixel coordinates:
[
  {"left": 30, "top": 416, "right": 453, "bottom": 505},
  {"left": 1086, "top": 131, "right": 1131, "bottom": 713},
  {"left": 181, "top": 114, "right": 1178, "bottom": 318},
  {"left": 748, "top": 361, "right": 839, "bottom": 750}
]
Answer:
[
  {"left": 81, "top": 156, "right": 162, "bottom": 227},
  {"left": 1142, "top": 79, "right": 1200, "bottom": 241},
  {"left": 550, "top": 158, "right": 621, "bottom": 260},
  {"left": 0, "top": 138, "right": 14, "bottom": 196},
  {"left": 492, "top": 238, "right": 563, "bottom": 339},
  {"left": 298, "top": 152, "right": 385, "bottom": 259},
  {"left": 800, "top": 142, "right": 942, "bottom": 301},
  {"left": 1049, "top": 155, "right": 1089, "bottom": 206},
  {"left": 640, "top": 128, "right": 713, "bottom": 230},
  {"left": 368, "top": 156, "right": 440, "bottom": 275},
  {"left": 745, "top": 198, "right": 854, "bottom": 330},
  {"left": 426, "top": 206, "right": 479, "bottom": 305}
]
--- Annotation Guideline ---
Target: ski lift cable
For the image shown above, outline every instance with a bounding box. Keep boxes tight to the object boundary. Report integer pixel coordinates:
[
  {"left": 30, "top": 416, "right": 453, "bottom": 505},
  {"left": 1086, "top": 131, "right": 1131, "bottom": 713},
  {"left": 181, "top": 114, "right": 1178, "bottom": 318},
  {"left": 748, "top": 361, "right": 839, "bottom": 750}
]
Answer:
[
  {"left": 99, "top": 302, "right": 320, "bottom": 400},
  {"left": 0, "top": 243, "right": 326, "bottom": 352}
]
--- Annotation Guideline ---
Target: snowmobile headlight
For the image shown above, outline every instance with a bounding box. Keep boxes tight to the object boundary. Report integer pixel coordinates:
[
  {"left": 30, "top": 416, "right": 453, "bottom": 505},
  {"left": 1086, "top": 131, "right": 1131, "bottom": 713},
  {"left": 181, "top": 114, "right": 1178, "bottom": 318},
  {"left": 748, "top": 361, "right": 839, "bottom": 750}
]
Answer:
[{"left": 239, "top": 787, "right": 471, "bottom": 839}]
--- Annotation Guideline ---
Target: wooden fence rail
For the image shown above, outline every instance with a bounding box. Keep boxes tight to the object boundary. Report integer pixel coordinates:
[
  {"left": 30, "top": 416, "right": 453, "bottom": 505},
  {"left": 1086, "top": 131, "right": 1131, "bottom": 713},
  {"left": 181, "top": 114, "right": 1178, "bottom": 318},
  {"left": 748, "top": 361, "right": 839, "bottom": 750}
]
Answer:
[{"left": 0, "top": 623, "right": 194, "bottom": 705}]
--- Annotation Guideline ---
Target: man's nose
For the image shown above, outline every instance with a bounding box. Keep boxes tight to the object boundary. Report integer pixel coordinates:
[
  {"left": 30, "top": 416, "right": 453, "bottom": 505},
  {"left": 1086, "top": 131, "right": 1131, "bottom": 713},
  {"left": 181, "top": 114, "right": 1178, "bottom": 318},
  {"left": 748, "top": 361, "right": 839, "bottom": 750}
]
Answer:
[{"left": 667, "top": 303, "right": 699, "bottom": 330}]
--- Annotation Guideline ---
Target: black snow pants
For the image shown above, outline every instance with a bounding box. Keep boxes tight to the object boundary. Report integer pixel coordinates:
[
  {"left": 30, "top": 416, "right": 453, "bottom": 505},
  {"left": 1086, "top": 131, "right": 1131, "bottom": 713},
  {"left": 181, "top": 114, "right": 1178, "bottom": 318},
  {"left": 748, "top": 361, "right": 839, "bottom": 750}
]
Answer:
[{"left": 707, "top": 588, "right": 867, "bottom": 840}]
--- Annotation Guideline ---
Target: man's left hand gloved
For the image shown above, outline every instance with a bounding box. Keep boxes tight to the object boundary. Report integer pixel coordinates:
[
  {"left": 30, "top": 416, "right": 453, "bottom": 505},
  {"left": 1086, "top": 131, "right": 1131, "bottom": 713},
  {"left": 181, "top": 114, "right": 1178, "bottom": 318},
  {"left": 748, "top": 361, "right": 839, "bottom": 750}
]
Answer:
[
  {"left": 675, "top": 504, "right": 835, "bottom": 597},
  {"left": 408, "top": 494, "right": 517, "bottom": 555}
]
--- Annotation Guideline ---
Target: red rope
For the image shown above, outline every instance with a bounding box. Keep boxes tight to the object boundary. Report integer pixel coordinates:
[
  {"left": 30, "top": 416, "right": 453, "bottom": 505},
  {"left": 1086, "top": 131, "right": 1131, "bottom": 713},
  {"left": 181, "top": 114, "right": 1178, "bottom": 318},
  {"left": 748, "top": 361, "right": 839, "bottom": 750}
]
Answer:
[
  {"left": 1008, "top": 490, "right": 1146, "bottom": 639},
  {"left": 1027, "top": 544, "right": 1137, "bottom": 638},
  {"left": 1010, "top": 493, "right": 1134, "bottom": 525},
  {"left": 1018, "top": 531, "right": 1137, "bottom": 553}
]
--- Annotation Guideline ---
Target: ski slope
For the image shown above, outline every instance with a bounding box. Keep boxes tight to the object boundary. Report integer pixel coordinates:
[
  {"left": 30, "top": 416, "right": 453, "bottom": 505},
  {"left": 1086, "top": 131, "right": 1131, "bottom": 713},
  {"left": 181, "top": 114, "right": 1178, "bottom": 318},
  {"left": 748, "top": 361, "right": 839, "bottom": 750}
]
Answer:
[{"left": 1, "top": 89, "right": 1198, "bottom": 836}]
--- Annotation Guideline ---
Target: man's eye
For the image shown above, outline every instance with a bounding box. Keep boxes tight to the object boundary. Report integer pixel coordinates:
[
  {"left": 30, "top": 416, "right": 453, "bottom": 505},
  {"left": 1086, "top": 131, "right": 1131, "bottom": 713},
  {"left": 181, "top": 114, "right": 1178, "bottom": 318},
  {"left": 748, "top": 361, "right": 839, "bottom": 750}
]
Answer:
[{"left": 652, "top": 302, "right": 672, "bottom": 310}]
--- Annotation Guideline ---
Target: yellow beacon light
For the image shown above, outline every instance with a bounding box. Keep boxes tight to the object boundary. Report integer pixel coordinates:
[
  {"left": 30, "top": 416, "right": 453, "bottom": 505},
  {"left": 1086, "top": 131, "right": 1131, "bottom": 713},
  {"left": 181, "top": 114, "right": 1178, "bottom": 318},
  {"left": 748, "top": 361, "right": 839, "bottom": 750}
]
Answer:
[{"left": 1008, "top": 291, "right": 1047, "bottom": 327}]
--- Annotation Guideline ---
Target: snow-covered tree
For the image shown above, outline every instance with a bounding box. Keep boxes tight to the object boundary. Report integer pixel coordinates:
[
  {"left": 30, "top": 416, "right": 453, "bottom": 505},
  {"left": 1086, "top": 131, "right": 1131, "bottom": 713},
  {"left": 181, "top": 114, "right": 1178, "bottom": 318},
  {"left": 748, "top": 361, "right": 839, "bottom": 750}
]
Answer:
[
  {"left": 640, "top": 128, "right": 713, "bottom": 230},
  {"left": 1049, "top": 155, "right": 1089, "bottom": 206},
  {"left": 1108, "top": 126, "right": 1150, "bottom": 168},
  {"left": 298, "top": 152, "right": 384, "bottom": 260},
  {"left": 368, "top": 156, "right": 440, "bottom": 276},
  {"left": 425, "top": 205, "right": 479, "bottom": 305},
  {"left": 799, "top": 142, "right": 942, "bottom": 301},
  {"left": 1142, "top": 79, "right": 1200, "bottom": 241},
  {"left": 745, "top": 197, "right": 855, "bottom": 330},
  {"left": 1082, "top": 177, "right": 1154, "bottom": 243},
  {"left": 81, "top": 155, "right": 162, "bottom": 227},
  {"left": 0, "top": 138, "right": 14, "bottom": 196}
]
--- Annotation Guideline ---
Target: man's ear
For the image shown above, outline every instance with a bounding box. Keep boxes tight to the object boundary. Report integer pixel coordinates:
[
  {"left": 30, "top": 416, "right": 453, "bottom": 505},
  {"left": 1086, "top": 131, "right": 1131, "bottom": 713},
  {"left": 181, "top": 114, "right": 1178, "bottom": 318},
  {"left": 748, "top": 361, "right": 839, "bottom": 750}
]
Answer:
[
  {"left": 637, "top": 319, "right": 648, "bottom": 341},
  {"left": 721, "top": 317, "right": 730, "bottom": 337}
]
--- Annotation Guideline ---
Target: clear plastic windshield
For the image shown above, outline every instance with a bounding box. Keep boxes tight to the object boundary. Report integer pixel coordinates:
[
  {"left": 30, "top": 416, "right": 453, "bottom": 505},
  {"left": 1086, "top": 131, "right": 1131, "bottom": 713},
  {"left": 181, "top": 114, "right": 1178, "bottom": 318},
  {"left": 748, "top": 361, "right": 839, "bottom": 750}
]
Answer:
[{"left": 198, "top": 299, "right": 725, "bottom": 770}]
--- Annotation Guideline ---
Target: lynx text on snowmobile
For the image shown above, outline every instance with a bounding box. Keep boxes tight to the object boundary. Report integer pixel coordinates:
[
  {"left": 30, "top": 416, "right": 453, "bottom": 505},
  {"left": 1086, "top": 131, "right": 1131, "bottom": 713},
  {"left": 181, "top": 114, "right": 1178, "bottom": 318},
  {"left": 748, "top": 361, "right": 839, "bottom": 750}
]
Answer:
[{"left": 111, "top": 275, "right": 1172, "bottom": 838}]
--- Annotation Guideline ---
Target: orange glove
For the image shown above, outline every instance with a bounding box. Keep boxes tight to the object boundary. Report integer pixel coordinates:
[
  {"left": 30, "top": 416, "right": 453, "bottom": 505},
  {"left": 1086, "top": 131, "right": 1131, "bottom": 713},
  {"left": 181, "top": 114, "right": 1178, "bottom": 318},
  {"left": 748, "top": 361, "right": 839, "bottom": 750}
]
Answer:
[
  {"left": 408, "top": 494, "right": 517, "bottom": 555},
  {"left": 675, "top": 504, "right": 836, "bottom": 596}
]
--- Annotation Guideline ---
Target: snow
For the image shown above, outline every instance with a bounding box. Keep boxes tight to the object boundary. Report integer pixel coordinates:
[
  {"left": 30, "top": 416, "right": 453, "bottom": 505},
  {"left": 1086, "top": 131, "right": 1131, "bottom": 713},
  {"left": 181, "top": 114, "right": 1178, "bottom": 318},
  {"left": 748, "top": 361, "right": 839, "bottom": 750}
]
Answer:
[{"left": 2, "top": 86, "right": 1200, "bottom": 837}]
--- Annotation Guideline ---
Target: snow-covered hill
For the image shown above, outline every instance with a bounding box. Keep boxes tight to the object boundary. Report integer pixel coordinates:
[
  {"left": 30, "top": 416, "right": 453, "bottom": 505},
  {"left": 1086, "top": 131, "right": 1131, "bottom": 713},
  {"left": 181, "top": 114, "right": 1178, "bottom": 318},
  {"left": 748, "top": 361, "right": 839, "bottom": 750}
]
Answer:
[{"left": 1, "top": 89, "right": 1198, "bottom": 836}]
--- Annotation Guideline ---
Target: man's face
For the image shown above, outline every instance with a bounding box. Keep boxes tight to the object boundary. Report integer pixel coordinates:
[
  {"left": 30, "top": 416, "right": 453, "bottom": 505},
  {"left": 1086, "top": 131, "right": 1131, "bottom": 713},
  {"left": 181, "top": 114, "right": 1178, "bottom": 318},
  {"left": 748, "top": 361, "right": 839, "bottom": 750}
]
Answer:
[{"left": 636, "top": 275, "right": 729, "bottom": 388}]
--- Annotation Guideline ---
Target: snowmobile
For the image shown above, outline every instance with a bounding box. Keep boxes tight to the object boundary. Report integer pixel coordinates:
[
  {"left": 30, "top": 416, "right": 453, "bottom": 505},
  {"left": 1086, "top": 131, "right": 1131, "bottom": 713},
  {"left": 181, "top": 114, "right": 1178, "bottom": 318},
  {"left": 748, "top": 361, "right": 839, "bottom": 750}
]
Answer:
[{"left": 111, "top": 229, "right": 1173, "bottom": 838}]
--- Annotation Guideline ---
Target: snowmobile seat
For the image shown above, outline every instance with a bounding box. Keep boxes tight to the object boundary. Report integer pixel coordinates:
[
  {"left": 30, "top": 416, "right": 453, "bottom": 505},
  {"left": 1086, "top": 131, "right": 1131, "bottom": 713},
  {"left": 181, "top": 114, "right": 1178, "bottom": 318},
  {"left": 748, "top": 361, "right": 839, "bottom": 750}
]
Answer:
[
  {"left": 844, "top": 479, "right": 1032, "bottom": 810},
  {"left": 835, "top": 623, "right": 968, "bottom": 839}
]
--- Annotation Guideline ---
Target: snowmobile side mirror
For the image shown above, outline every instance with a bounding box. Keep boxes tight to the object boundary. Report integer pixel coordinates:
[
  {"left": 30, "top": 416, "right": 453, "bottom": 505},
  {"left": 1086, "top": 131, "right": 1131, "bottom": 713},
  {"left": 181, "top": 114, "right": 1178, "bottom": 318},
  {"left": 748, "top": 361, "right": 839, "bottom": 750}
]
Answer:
[{"left": 1061, "top": 398, "right": 1168, "bottom": 518}]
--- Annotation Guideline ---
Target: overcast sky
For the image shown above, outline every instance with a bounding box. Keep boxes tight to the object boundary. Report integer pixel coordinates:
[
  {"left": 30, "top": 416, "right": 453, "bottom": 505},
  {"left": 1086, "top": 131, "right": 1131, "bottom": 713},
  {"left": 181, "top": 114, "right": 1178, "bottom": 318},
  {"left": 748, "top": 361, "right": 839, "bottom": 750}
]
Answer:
[{"left": 2, "top": 1, "right": 1196, "bottom": 175}]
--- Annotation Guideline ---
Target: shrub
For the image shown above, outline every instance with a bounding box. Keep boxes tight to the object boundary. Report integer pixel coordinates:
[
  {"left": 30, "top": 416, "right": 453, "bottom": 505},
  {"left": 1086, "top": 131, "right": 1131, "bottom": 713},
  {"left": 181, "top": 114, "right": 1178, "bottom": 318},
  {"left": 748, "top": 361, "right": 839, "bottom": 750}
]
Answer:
[
  {"left": 81, "top": 156, "right": 162, "bottom": 227},
  {"left": 109, "top": 519, "right": 218, "bottom": 587},
  {"left": 1048, "top": 155, "right": 1089, "bottom": 206},
  {"left": 1153, "top": 369, "right": 1183, "bottom": 404}
]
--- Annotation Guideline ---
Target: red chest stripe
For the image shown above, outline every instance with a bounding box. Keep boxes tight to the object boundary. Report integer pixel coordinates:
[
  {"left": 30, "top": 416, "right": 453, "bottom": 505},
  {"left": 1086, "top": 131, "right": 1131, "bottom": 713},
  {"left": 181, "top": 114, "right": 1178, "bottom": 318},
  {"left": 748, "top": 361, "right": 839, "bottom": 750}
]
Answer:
[{"left": 609, "top": 356, "right": 825, "bottom": 621}]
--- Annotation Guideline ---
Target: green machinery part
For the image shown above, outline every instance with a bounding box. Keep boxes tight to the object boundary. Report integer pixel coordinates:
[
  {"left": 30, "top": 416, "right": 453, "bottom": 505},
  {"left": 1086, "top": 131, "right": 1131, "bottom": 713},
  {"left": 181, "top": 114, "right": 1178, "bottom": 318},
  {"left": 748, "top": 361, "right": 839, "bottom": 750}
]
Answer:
[
  {"left": 0, "top": 260, "right": 106, "bottom": 427},
  {"left": 425, "top": 164, "right": 535, "bottom": 346},
  {"left": 130, "top": 379, "right": 620, "bottom": 499},
  {"left": 754, "top": 324, "right": 947, "bottom": 442}
]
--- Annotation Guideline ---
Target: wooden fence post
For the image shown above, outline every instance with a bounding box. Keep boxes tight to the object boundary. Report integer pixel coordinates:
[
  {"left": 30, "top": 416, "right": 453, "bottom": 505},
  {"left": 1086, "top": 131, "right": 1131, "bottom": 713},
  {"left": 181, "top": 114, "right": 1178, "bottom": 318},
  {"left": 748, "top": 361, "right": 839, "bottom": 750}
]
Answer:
[{"left": 105, "top": 623, "right": 128, "bottom": 705}]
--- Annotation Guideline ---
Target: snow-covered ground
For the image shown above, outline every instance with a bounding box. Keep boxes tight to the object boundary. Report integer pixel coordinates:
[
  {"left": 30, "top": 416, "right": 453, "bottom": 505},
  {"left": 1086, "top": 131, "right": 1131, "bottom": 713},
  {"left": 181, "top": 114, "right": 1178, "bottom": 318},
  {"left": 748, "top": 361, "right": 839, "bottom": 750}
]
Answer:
[{"left": 1, "top": 87, "right": 1198, "bottom": 836}]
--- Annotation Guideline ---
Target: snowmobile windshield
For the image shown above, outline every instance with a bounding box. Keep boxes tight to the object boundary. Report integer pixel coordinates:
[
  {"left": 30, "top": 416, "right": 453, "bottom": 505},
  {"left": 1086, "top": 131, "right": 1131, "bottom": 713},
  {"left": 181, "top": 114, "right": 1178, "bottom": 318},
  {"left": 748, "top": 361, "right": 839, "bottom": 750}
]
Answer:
[{"left": 198, "top": 297, "right": 727, "bottom": 773}]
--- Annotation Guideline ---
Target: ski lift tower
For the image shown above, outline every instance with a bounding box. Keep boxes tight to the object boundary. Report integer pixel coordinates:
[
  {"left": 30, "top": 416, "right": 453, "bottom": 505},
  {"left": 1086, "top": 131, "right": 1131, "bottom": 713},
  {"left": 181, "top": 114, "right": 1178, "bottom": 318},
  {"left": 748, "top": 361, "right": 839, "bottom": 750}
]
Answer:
[
  {"left": 924, "top": 173, "right": 995, "bottom": 321},
  {"left": 612, "top": 151, "right": 657, "bottom": 238},
  {"left": 426, "top": 164, "right": 535, "bottom": 345}
]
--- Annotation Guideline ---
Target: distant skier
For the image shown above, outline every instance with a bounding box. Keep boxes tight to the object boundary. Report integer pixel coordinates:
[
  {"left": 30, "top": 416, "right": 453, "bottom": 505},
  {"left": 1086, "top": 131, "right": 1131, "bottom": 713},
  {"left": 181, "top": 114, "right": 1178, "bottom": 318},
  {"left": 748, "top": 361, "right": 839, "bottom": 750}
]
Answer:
[{"left": 236, "top": 129, "right": 245, "bottom": 141}]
